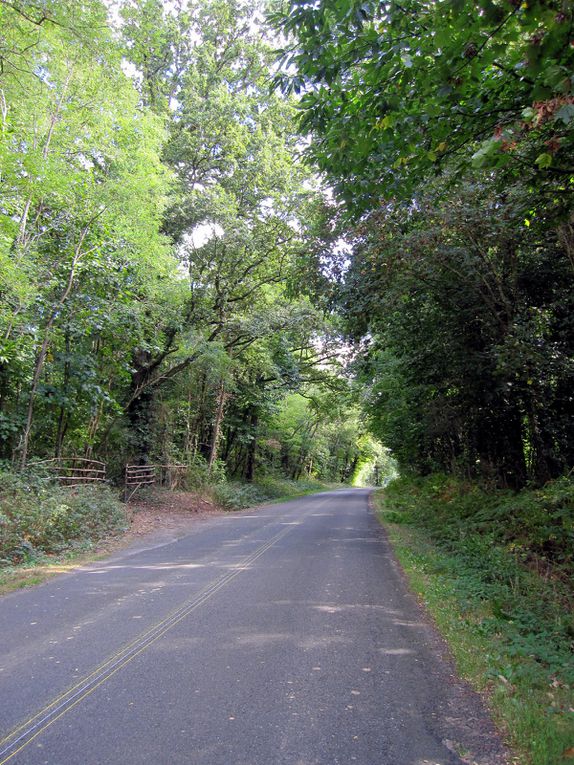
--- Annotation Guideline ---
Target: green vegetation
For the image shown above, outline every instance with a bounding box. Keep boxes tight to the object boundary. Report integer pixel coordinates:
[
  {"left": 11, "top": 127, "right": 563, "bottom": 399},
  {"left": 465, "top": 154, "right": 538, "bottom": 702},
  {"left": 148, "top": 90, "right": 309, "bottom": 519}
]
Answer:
[
  {"left": 269, "top": 10, "right": 574, "bottom": 758},
  {"left": 375, "top": 477, "right": 574, "bottom": 765},
  {"left": 0, "top": 0, "right": 574, "bottom": 752},
  {"left": 1, "top": 3, "right": 572, "bottom": 758},
  {"left": 273, "top": 0, "right": 574, "bottom": 491},
  {"left": 272, "top": 0, "right": 574, "bottom": 211},
  {"left": 270, "top": 8, "right": 574, "bottom": 754},
  {"left": 0, "top": 469, "right": 127, "bottom": 565},
  {"left": 0, "top": 0, "right": 387, "bottom": 511},
  {"left": 211, "top": 475, "right": 340, "bottom": 510}
]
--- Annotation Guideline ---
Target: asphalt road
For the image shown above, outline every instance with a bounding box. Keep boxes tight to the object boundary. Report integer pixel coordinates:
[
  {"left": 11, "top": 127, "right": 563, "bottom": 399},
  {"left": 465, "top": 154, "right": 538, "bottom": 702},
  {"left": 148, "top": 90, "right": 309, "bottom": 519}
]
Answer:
[{"left": 0, "top": 489, "right": 507, "bottom": 765}]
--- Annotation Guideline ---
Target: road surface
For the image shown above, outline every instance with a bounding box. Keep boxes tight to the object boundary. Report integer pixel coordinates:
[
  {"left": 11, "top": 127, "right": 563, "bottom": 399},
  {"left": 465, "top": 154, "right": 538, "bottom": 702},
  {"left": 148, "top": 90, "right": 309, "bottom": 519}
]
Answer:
[{"left": 0, "top": 489, "right": 507, "bottom": 764}]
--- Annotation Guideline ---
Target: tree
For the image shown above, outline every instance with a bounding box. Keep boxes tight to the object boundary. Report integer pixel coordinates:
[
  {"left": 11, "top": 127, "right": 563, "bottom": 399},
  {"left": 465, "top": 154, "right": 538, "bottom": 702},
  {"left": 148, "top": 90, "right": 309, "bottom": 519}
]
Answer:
[
  {"left": 345, "top": 177, "right": 574, "bottom": 486},
  {"left": 115, "top": 0, "right": 334, "bottom": 463},
  {"left": 271, "top": 0, "right": 574, "bottom": 214},
  {"left": 0, "top": 0, "right": 172, "bottom": 464}
]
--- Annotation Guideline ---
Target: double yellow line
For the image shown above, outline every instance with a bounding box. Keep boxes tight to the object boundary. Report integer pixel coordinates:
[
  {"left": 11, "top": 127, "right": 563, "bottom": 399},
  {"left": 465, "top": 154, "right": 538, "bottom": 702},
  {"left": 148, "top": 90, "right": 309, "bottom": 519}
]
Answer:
[{"left": 0, "top": 524, "right": 294, "bottom": 764}]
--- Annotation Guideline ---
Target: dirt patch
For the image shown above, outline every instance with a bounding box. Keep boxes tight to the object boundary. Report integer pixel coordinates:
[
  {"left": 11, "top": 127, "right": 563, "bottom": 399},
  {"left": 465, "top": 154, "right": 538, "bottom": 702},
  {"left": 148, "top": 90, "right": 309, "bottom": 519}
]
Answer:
[{"left": 99, "top": 489, "right": 226, "bottom": 554}]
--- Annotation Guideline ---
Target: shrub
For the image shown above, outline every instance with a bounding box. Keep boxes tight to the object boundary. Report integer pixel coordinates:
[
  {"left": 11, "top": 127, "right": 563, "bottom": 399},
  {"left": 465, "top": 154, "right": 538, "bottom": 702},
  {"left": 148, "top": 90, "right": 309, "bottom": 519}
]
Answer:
[
  {"left": 0, "top": 469, "right": 127, "bottom": 564},
  {"left": 210, "top": 482, "right": 268, "bottom": 510},
  {"left": 210, "top": 475, "right": 338, "bottom": 510},
  {"left": 380, "top": 475, "right": 574, "bottom": 682},
  {"left": 184, "top": 455, "right": 226, "bottom": 490}
]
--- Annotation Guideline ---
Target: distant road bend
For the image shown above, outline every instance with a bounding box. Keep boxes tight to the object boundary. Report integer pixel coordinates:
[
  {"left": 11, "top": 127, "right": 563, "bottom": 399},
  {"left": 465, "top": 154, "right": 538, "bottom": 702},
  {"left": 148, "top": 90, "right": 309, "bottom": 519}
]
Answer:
[{"left": 0, "top": 489, "right": 507, "bottom": 765}]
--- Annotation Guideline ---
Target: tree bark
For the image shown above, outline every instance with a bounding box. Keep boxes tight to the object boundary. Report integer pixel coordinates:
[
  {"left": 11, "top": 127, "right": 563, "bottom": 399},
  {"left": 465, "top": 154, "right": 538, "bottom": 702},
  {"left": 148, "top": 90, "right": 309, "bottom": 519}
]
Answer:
[{"left": 208, "top": 382, "right": 229, "bottom": 473}]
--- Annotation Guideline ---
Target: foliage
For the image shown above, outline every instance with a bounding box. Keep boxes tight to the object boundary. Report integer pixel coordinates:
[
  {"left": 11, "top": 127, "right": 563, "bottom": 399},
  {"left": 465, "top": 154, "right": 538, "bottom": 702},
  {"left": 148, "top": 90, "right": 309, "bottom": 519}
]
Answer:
[
  {"left": 345, "top": 177, "right": 574, "bottom": 487},
  {"left": 385, "top": 474, "right": 574, "bottom": 578},
  {"left": 271, "top": 0, "right": 574, "bottom": 213},
  {"left": 377, "top": 476, "right": 574, "bottom": 765},
  {"left": 210, "top": 480, "right": 270, "bottom": 510},
  {"left": 0, "top": 0, "right": 373, "bottom": 487},
  {"left": 210, "top": 474, "right": 338, "bottom": 510},
  {"left": 0, "top": 469, "right": 127, "bottom": 563}
]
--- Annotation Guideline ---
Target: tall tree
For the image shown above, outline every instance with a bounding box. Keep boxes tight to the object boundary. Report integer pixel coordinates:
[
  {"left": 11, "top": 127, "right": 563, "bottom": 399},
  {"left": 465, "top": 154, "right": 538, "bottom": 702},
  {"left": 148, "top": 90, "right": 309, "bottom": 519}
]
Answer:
[{"left": 271, "top": 0, "right": 574, "bottom": 213}]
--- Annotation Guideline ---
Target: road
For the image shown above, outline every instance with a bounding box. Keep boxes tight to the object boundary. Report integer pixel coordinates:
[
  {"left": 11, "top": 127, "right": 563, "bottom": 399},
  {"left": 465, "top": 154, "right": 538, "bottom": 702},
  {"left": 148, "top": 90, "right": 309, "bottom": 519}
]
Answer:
[{"left": 0, "top": 489, "right": 507, "bottom": 765}]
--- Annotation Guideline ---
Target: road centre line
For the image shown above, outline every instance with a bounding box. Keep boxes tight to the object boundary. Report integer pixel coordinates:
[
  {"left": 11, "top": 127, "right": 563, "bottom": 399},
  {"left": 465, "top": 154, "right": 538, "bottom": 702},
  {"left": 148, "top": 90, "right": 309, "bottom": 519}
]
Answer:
[{"left": 0, "top": 516, "right": 305, "bottom": 765}]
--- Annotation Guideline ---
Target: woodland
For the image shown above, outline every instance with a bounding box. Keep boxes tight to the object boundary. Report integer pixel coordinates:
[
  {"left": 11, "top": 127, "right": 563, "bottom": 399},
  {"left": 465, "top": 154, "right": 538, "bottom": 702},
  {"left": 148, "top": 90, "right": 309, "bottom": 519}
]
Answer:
[
  {"left": 0, "top": 0, "right": 390, "bottom": 490},
  {"left": 0, "top": 0, "right": 572, "bottom": 538},
  {"left": 1, "top": 0, "right": 572, "bottom": 494},
  {"left": 0, "top": 2, "right": 573, "bottom": 761}
]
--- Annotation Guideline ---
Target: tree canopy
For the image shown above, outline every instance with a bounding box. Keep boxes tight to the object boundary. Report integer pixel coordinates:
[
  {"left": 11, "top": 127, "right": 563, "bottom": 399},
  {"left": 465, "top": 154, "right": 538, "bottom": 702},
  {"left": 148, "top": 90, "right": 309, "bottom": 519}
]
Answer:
[
  {"left": 0, "top": 0, "right": 385, "bottom": 487},
  {"left": 271, "top": 0, "right": 574, "bottom": 212},
  {"left": 0, "top": 0, "right": 571, "bottom": 492},
  {"left": 270, "top": 0, "right": 574, "bottom": 488}
]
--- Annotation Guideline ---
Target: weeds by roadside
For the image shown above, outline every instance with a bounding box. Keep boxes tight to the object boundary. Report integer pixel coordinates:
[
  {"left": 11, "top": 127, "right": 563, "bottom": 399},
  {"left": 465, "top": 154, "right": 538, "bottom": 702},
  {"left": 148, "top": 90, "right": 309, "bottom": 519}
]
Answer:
[
  {"left": 0, "top": 468, "right": 128, "bottom": 566},
  {"left": 210, "top": 476, "right": 339, "bottom": 510},
  {"left": 375, "top": 475, "right": 574, "bottom": 765}
]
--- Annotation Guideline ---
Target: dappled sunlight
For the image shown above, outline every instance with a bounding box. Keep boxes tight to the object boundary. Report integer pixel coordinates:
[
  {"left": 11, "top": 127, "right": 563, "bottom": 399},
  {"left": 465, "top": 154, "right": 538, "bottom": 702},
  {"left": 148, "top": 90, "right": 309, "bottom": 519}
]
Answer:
[
  {"left": 83, "top": 562, "right": 207, "bottom": 574},
  {"left": 391, "top": 620, "right": 427, "bottom": 629},
  {"left": 234, "top": 632, "right": 289, "bottom": 648},
  {"left": 313, "top": 604, "right": 344, "bottom": 614},
  {"left": 223, "top": 628, "right": 352, "bottom": 651},
  {"left": 298, "top": 635, "right": 351, "bottom": 650},
  {"left": 149, "top": 636, "right": 204, "bottom": 652},
  {"left": 268, "top": 599, "right": 404, "bottom": 616},
  {"left": 378, "top": 647, "right": 417, "bottom": 656}
]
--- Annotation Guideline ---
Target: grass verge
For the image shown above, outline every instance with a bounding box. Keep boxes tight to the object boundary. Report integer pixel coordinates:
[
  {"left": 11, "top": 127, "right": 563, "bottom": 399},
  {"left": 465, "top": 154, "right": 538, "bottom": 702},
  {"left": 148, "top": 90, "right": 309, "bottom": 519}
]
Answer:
[
  {"left": 0, "top": 547, "right": 112, "bottom": 597},
  {"left": 209, "top": 476, "right": 342, "bottom": 510},
  {"left": 374, "top": 477, "right": 574, "bottom": 765}
]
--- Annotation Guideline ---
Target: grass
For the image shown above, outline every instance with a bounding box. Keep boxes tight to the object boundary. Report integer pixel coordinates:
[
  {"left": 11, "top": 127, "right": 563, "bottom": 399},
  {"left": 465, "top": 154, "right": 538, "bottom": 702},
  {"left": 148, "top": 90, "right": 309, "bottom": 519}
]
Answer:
[
  {"left": 374, "top": 476, "right": 574, "bottom": 765},
  {"left": 209, "top": 475, "right": 342, "bottom": 510},
  {"left": 0, "top": 547, "right": 114, "bottom": 596}
]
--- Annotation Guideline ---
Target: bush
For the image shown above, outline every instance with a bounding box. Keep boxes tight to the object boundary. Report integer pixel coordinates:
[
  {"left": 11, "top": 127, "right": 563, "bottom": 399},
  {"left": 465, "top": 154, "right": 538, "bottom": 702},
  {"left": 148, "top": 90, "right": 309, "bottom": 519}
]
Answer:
[
  {"left": 210, "top": 481, "right": 268, "bottom": 510},
  {"left": 209, "top": 475, "right": 338, "bottom": 510},
  {"left": 254, "top": 475, "right": 330, "bottom": 499},
  {"left": 0, "top": 469, "right": 127, "bottom": 564},
  {"left": 184, "top": 455, "right": 226, "bottom": 490},
  {"left": 385, "top": 474, "right": 574, "bottom": 576},
  {"left": 380, "top": 475, "right": 574, "bottom": 682}
]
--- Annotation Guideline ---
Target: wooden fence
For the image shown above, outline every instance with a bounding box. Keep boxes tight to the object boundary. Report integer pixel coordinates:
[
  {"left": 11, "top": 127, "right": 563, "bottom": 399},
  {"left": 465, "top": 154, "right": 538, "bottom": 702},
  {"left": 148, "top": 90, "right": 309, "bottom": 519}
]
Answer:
[
  {"left": 28, "top": 457, "right": 188, "bottom": 501},
  {"left": 30, "top": 457, "right": 107, "bottom": 487},
  {"left": 124, "top": 463, "right": 188, "bottom": 501}
]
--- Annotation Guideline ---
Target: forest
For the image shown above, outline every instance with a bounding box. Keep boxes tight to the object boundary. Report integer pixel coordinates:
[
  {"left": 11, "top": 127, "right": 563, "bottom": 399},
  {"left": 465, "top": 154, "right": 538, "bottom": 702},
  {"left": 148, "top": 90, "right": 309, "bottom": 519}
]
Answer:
[
  {"left": 0, "top": 0, "right": 392, "bottom": 491},
  {"left": 0, "top": 0, "right": 571, "bottom": 518},
  {"left": 1, "top": 0, "right": 572, "bottom": 493},
  {"left": 0, "top": 1, "right": 573, "bottom": 762}
]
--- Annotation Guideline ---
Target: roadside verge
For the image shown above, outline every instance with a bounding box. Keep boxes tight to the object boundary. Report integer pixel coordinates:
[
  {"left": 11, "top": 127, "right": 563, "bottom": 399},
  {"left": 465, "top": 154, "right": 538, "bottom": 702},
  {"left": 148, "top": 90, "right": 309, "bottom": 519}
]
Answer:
[{"left": 373, "top": 485, "right": 574, "bottom": 765}]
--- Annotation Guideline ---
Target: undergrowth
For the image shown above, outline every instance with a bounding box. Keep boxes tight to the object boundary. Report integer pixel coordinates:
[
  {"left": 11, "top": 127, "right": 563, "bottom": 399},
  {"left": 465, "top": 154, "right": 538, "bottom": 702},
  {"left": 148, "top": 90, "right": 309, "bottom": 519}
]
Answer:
[
  {"left": 0, "top": 468, "right": 128, "bottom": 565},
  {"left": 210, "top": 476, "right": 336, "bottom": 510},
  {"left": 376, "top": 474, "right": 574, "bottom": 765}
]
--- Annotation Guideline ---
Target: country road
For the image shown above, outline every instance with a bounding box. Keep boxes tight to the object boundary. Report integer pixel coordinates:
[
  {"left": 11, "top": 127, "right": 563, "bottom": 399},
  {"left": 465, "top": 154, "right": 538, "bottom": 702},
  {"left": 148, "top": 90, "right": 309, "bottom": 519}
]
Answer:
[{"left": 0, "top": 489, "right": 507, "bottom": 765}]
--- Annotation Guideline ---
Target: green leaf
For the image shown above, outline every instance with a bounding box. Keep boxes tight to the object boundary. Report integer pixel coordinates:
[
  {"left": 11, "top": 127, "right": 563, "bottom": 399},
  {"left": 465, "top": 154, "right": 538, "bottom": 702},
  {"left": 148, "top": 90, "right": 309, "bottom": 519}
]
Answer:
[
  {"left": 535, "top": 153, "right": 553, "bottom": 169},
  {"left": 554, "top": 104, "right": 574, "bottom": 125}
]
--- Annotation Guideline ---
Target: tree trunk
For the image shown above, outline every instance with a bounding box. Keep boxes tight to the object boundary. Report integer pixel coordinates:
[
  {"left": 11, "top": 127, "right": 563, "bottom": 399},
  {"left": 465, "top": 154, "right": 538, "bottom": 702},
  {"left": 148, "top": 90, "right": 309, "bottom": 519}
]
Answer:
[
  {"left": 54, "top": 328, "right": 71, "bottom": 457},
  {"left": 244, "top": 410, "right": 259, "bottom": 482},
  {"left": 208, "top": 382, "right": 228, "bottom": 473},
  {"left": 15, "top": 217, "right": 96, "bottom": 468}
]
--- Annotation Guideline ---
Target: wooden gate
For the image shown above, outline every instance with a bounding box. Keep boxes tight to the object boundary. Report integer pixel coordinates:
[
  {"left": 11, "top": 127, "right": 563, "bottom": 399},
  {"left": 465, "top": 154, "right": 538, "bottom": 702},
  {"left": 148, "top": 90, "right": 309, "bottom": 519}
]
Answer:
[
  {"left": 124, "top": 464, "right": 157, "bottom": 502},
  {"left": 31, "top": 457, "right": 106, "bottom": 487},
  {"left": 124, "top": 463, "right": 188, "bottom": 501}
]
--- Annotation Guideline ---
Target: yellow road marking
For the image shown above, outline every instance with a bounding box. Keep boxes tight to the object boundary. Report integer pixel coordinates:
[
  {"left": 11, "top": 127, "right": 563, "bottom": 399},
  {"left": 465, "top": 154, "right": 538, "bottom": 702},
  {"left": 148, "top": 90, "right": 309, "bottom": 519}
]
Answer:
[{"left": 0, "top": 523, "right": 297, "bottom": 764}]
